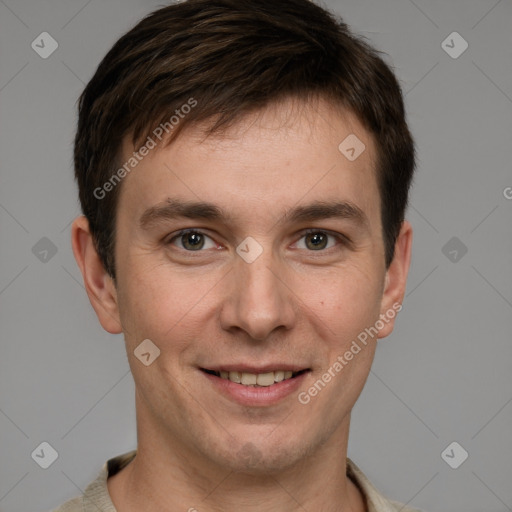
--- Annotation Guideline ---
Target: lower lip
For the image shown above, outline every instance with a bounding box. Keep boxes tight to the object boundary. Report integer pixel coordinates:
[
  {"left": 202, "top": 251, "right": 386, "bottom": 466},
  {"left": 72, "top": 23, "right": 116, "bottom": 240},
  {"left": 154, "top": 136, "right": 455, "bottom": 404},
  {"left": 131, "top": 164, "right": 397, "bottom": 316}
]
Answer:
[{"left": 201, "top": 370, "right": 310, "bottom": 406}]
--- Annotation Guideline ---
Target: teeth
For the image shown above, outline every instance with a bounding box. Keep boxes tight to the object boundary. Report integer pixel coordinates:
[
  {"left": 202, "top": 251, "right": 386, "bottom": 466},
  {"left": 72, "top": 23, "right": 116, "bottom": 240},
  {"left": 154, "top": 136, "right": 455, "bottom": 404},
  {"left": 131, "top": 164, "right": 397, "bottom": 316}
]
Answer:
[
  {"left": 274, "top": 370, "right": 285, "bottom": 382},
  {"left": 229, "top": 371, "right": 241, "bottom": 383},
  {"left": 216, "top": 370, "right": 302, "bottom": 386},
  {"left": 256, "top": 372, "right": 275, "bottom": 386},
  {"left": 241, "top": 373, "right": 257, "bottom": 385}
]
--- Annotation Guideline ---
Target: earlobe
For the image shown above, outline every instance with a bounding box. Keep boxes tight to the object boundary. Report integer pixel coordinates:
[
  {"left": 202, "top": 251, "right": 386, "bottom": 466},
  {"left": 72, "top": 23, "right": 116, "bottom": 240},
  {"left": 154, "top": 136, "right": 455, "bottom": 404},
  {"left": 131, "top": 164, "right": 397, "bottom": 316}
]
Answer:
[
  {"left": 377, "top": 220, "right": 413, "bottom": 340},
  {"left": 71, "top": 215, "right": 123, "bottom": 334}
]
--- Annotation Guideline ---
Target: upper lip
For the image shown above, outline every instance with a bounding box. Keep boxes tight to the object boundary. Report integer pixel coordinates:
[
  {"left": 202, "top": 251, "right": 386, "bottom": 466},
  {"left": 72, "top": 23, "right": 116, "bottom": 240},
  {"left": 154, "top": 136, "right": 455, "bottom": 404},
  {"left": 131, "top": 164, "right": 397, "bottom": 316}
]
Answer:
[{"left": 201, "top": 364, "right": 310, "bottom": 373}]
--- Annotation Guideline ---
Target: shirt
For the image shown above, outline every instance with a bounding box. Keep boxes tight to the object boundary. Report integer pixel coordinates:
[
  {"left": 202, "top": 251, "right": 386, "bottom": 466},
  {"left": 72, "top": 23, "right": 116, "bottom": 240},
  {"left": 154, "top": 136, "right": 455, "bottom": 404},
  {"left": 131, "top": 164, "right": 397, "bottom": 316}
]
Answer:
[{"left": 52, "top": 450, "right": 423, "bottom": 512}]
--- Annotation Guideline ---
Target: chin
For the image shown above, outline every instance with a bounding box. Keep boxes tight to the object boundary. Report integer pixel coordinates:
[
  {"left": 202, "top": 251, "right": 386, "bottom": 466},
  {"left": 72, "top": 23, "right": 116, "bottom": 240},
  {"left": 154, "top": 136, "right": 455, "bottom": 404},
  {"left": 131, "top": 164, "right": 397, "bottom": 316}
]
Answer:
[{"left": 211, "top": 436, "right": 314, "bottom": 476}]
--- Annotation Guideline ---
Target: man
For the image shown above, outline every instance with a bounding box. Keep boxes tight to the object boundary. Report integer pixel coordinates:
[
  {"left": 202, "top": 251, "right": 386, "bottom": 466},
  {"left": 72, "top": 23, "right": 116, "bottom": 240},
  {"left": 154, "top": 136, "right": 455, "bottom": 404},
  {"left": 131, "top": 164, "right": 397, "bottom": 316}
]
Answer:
[{"left": 56, "top": 0, "right": 420, "bottom": 510}]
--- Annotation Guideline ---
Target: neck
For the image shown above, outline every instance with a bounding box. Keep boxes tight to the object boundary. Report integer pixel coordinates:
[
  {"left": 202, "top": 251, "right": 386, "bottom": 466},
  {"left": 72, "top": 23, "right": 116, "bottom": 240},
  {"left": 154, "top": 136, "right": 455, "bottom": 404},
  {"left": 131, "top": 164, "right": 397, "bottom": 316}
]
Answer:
[{"left": 107, "top": 396, "right": 366, "bottom": 512}]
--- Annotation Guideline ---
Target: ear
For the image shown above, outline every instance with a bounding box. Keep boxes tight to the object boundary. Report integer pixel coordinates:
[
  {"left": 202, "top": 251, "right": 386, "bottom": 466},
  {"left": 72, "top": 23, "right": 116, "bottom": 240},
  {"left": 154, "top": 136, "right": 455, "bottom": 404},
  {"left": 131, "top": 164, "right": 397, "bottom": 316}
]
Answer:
[
  {"left": 71, "top": 215, "right": 123, "bottom": 334},
  {"left": 377, "top": 220, "right": 413, "bottom": 339}
]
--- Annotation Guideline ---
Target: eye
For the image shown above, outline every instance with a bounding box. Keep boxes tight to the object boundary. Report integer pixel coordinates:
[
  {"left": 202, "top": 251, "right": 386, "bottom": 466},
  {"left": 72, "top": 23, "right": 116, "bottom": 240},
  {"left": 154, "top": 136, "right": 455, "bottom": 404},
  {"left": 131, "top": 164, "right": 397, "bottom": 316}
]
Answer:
[
  {"left": 294, "top": 229, "right": 346, "bottom": 251},
  {"left": 167, "top": 229, "right": 217, "bottom": 251},
  {"left": 166, "top": 228, "right": 348, "bottom": 254}
]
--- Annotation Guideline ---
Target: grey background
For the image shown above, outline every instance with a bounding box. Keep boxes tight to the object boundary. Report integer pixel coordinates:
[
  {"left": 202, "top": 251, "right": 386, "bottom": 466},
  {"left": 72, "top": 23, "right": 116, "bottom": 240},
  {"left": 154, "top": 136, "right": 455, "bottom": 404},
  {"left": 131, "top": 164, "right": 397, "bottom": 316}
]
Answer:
[{"left": 0, "top": 0, "right": 511, "bottom": 511}]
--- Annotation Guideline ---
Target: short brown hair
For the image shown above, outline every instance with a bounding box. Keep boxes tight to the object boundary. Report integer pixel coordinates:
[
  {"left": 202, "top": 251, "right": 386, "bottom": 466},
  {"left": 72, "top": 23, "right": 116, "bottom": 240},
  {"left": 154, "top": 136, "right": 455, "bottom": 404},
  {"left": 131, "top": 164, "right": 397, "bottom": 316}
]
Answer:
[{"left": 74, "top": 0, "right": 416, "bottom": 280}]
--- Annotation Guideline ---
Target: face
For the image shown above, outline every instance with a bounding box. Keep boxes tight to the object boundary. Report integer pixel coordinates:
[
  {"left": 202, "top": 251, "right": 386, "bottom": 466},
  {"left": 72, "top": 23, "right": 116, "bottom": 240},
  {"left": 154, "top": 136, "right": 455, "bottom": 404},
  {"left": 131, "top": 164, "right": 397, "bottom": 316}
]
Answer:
[{"left": 85, "top": 97, "right": 410, "bottom": 474}]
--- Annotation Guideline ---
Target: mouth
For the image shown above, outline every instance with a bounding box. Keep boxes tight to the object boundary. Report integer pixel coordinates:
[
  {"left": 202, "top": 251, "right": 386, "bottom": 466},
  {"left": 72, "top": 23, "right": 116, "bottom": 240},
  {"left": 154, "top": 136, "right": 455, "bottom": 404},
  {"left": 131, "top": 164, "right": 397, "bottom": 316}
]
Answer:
[
  {"left": 200, "top": 368, "right": 310, "bottom": 387},
  {"left": 199, "top": 366, "right": 311, "bottom": 406}
]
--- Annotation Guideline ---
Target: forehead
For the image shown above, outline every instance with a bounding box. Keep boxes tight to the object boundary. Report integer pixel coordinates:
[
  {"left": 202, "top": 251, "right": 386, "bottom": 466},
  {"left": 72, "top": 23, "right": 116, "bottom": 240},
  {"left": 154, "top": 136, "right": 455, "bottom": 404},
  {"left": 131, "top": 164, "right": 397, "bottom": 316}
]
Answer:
[{"left": 117, "top": 97, "right": 380, "bottom": 231}]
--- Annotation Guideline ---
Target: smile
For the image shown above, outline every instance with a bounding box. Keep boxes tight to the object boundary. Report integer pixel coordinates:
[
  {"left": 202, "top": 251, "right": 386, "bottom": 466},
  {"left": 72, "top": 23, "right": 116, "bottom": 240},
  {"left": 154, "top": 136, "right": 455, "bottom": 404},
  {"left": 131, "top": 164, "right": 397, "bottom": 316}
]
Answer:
[
  {"left": 199, "top": 367, "right": 311, "bottom": 406},
  {"left": 201, "top": 369, "right": 308, "bottom": 387}
]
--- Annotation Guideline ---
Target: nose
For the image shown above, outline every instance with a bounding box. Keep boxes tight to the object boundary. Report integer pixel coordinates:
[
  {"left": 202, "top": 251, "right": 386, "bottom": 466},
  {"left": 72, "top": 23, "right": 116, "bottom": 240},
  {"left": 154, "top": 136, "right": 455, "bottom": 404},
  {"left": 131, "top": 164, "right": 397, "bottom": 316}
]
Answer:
[{"left": 219, "top": 246, "right": 297, "bottom": 341}]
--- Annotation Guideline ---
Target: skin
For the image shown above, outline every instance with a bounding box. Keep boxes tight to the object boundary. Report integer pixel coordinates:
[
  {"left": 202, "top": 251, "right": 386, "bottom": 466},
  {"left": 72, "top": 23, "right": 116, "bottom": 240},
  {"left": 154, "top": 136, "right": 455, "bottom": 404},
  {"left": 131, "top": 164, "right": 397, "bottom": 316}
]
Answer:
[{"left": 71, "top": 96, "right": 412, "bottom": 512}]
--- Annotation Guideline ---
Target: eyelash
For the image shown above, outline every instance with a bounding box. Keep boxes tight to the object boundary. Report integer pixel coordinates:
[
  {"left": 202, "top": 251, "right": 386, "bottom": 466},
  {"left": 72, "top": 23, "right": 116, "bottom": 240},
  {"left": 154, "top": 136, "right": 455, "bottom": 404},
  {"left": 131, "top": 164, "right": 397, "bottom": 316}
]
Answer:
[{"left": 166, "top": 228, "right": 350, "bottom": 253}]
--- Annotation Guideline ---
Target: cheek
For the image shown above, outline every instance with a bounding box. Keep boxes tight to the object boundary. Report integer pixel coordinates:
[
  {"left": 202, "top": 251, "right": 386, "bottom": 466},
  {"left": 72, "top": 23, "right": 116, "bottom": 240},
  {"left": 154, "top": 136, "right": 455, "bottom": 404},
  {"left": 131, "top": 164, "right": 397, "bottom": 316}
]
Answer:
[
  {"left": 118, "top": 261, "right": 218, "bottom": 360},
  {"left": 116, "top": 265, "right": 181, "bottom": 344},
  {"left": 298, "top": 264, "right": 382, "bottom": 342},
  {"left": 298, "top": 270, "right": 380, "bottom": 417}
]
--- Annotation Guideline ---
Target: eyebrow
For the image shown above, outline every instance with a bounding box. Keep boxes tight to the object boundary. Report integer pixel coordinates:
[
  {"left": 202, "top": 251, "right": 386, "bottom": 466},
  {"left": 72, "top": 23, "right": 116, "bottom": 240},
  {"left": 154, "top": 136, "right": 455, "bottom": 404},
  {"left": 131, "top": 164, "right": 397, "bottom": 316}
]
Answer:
[{"left": 139, "top": 198, "right": 370, "bottom": 232}]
